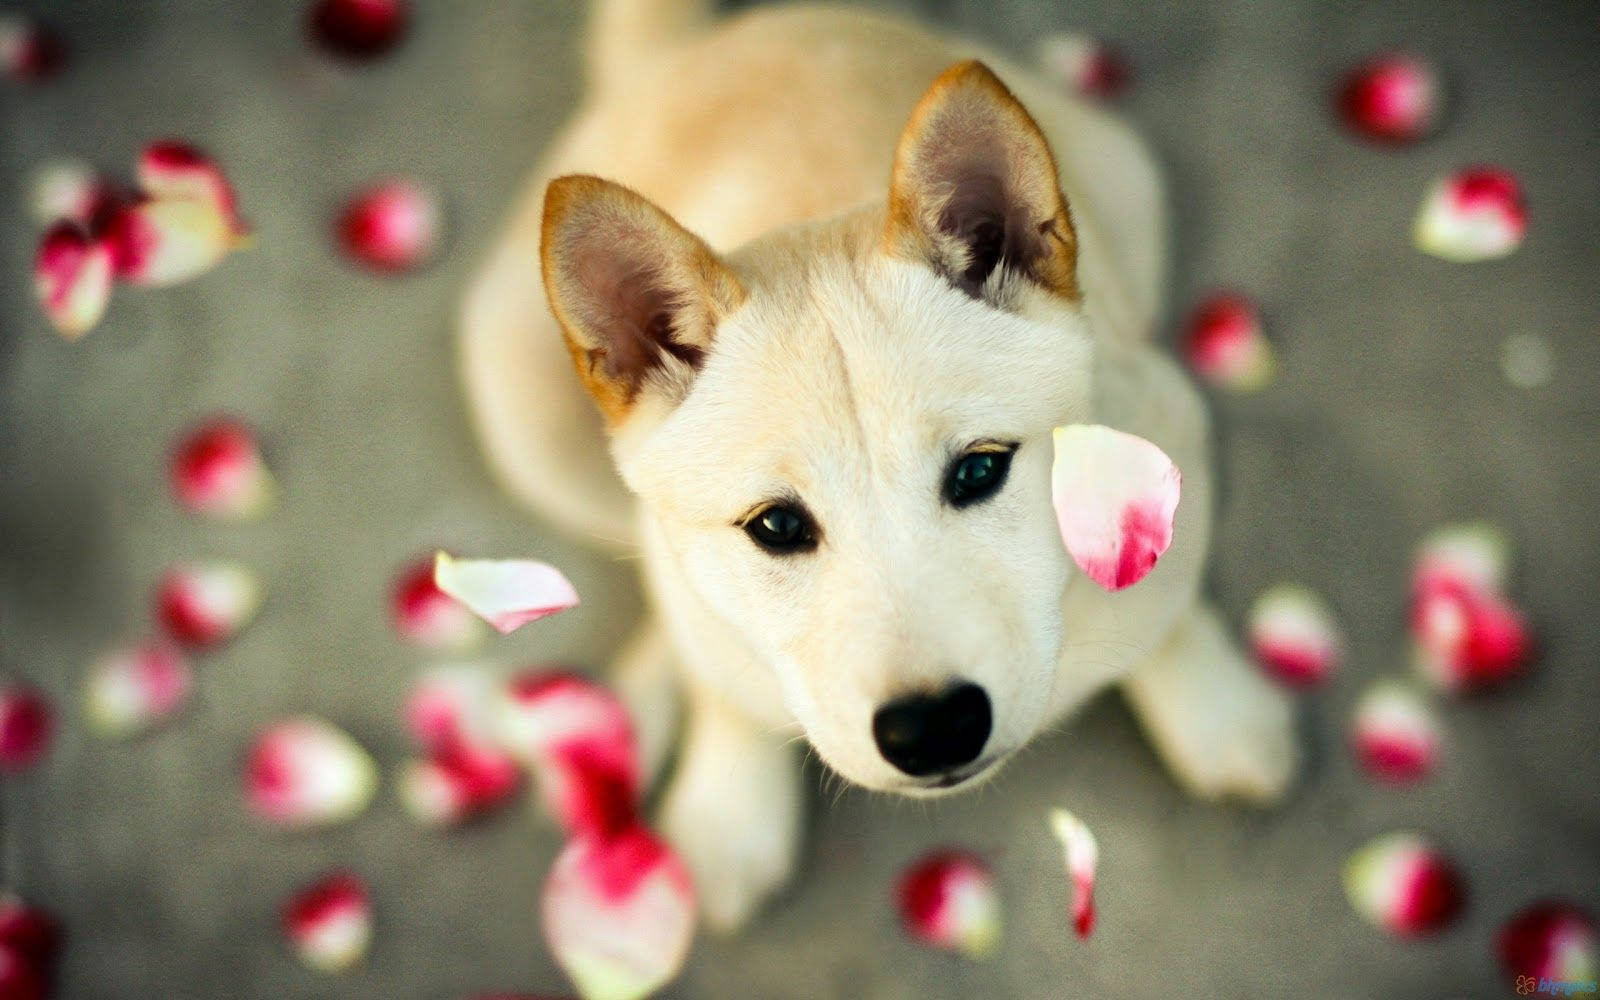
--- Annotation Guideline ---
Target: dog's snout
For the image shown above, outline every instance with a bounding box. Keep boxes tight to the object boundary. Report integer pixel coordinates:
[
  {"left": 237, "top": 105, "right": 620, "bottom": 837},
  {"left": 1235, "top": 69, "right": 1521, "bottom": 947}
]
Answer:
[{"left": 872, "top": 682, "right": 991, "bottom": 777}]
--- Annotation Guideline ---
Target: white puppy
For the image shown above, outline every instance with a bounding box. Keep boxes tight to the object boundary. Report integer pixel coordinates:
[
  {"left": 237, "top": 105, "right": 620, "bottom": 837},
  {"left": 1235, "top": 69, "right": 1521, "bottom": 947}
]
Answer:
[{"left": 460, "top": 0, "right": 1297, "bottom": 931}]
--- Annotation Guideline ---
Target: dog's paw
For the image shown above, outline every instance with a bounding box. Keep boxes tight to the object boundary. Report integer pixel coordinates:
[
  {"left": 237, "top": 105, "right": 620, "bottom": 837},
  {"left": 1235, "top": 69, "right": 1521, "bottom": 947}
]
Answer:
[{"left": 657, "top": 715, "right": 802, "bottom": 932}]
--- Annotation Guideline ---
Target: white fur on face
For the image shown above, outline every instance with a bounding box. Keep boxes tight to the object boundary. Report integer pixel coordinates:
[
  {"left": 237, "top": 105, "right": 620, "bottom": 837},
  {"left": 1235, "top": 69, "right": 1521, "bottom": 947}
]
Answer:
[{"left": 619, "top": 238, "right": 1094, "bottom": 792}]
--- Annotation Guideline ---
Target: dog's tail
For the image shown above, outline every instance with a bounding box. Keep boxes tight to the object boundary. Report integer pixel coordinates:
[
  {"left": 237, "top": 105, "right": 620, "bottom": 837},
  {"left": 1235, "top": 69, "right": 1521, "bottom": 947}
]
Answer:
[{"left": 588, "top": 0, "right": 715, "bottom": 91}]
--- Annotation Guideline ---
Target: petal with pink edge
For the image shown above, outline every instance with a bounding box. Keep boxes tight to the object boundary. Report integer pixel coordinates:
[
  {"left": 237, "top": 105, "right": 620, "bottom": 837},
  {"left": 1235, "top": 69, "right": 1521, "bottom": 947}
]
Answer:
[
  {"left": 283, "top": 871, "right": 372, "bottom": 973},
  {"left": 1247, "top": 584, "right": 1342, "bottom": 688},
  {"left": 397, "top": 747, "right": 521, "bottom": 827},
  {"left": 104, "top": 195, "right": 244, "bottom": 287},
  {"left": 542, "top": 826, "right": 696, "bottom": 1000},
  {"left": 391, "top": 557, "right": 487, "bottom": 651},
  {"left": 1034, "top": 33, "right": 1131, "bottom": 99},
  {"left": 337, "top": 179, "right": 440, "bottom": 273},
  {"left": 406, "top": 663, "right": 502, "bottom": 754},
  {"left": 0, "top": 14, "right": 65, "bottom": 83},
  {"left": 1497, "top": 901, "right": 1597, "bottom": 987},
  {"left": 1414, "top": 167, "right": 1527, "bottom": 263},
  {"left": 1335, "top": 53, "right": 1441, "bottom": 145},
  {"left": 895, "top": 850, "right": 1001, "bottom": 958},
  {"left": 137, "top": 140, "right": 248, "bottom": 237},
  {"left": 34, "top": 222, "right": 113, "bottom": 340},
  {"left": 1179, "top": 293, "right": 1276, "bottom": 391},
  {"left": 169, "top": 418, "right": 275, "bottom": 520},
  {"left": 83, "top": 641, "right": 193, "bottom": 738},
  {"left": 29, "top": 159, "right": 117, "bottom": 229},
  {"left": 433, "top": 552, "right": 579, "bottom": 635},
  {"left": 1350, "top": 679, "right": 1440, "bottom": 784},
  {"left": 1343, "top": 832, "right": 1464, "bottom": 937},
  {"left": 0, "top": 685, "right": 54, "bottom": 773},
  {"left": 156, "top": 560, "right": 263, "bottom": 648},
  {"left": 245, "top": 717, "right": 377, "bottom": 829},
  {"left": 1411, "top": 578, "right": 1531, "bottom": 693},
  {"left": 1051, "top": 425, "right": 1181, "bottom": 592},
  {"left": 308, "top": 0, "right": 409, "bottom": 61},
  {"left": 1049, "top": 807, "right": 1099, "bottom": 939},
  {"left": 1414, "top": 521, "right": 1511, "bottom": 596}
]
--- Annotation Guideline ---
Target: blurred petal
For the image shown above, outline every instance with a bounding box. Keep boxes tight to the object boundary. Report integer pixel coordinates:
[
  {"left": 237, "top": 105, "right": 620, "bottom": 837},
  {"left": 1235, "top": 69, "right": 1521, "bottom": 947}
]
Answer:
[
  {"left": 1414, "top": 167, "right": 1527, "bottom": 262},
  {"left": 433, "top": 552, "right": 579, "bottom": 635},
  {"left": 169, "top": 418, "right": 275, "bottom": 520},
  {"left": 83, "top": 641, "right": 192, "bottom": 739},
  {"left": 1051, "top": 425, "right": 1181, "bottom": 591},
  {"left": 1248, "top": 584, "right": 1342, "bottom": 688},
  {"left": 1350, "top": 679, "right": 1440, "bottom": 783},
  {"left": 337, "top": 179, "right": 440, "bottom": 273},
  {"left": 895, "top": 850, "right": 1001, "bottom": 959},
  {"left": 1414, "top": 521, "right": 1511, "bottom": 596},
  {"left": 1343, "top": 832, "right": 1464, "bottom": 937},
  {"left": 156, "top": 561, "right": 263, "bottom": 648},
  {"left": 34, "top": 222, "right": 112, "bottom": 340},
  {"left": 1180, "top": 293, "right": 1276, "bottom": 391},
  {"left": 308, "top": 0, "right": 409, "bottom": 61},
  {"left": 0, "top": 15, "right": 65, "bottom": 83},
  {"left": 245, "top": 718, "right": 377, "bottom": 829},
  {"left": 391, "top": 558, "right": 486, "bottom": 651},
  {"left": 283, "top": 871, "right": 372, "bottom": 973},
  {"left": 1335, "top": 53, "right": 1440, "bottom": 145},
  {"left": 1497, "top": 901, "right": 1597, "bottom": 987},
  {"left": 29, "top": 159, "right": 118, "bottom": 229},
  {"left": 1049, "top": 807, "right": 1099, "bottom": 939},
  {"left": 1035, "top": 33, "right": 1130, "bottom": 99},
  {"left": 105, "top": 195, "right": 243, "bottom": 287},
  {"left": 398, "top": 747, "right": 520, "bottom": 827},
  {"left": 0, "top": 685, "right": 54, "bottom": 773},
  {"left": 137, "top": 139, "right": 247, "bottom": 236}
]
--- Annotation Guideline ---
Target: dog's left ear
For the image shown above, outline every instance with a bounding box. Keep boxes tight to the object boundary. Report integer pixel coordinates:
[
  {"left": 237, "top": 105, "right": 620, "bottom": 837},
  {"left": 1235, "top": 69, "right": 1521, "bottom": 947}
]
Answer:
[{"left": 886, "top": 60, "right": 1079, "bottom": 305}]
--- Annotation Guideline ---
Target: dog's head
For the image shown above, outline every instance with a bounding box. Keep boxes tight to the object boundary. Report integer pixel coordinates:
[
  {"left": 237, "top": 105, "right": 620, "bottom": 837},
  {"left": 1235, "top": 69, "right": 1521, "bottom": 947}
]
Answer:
[{"left": 541, "top": 62, "right": 1093, "bottom": 794}]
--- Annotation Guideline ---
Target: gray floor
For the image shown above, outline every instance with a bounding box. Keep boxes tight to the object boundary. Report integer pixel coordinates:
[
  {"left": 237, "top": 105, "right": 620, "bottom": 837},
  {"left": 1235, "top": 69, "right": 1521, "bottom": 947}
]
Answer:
[{"left": 3, "top": 2, "right": 1597, "bottom": 998}]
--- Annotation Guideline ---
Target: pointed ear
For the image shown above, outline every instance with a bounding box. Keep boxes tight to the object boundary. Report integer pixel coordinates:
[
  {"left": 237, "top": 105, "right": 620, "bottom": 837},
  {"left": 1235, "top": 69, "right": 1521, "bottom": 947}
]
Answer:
[
  {"left": 541, "top": 175, "right": 744, "bottom": 424},
  {"left": 885, "top": 61, "right": 1079, "bottom": 305}
]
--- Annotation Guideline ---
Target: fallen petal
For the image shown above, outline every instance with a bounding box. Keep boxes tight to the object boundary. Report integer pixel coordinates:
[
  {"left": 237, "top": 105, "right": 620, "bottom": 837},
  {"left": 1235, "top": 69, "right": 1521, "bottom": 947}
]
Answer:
[
  {"left": 392, "top": 558, "right": 487, "bottom": 651},
  {"left": 104, "top": 195, "right": 243, "bottom": 287},
  {"left": 0, "top": 685, "right": 53, "bottom": 773},
  {"left": 0, "top": 895, "right": 61, "bottom": 971},
  {"left": 34, "top": 222, "right": 113, "bottom": 340},
  {"left": 1179, "top": 293, "right": 1276, "bottom": 391},
  {"left": 169, "top": 418, "right": 275, "bottom": 520},
  {"left": 433, "top": 552, "right": 579, "bottom": 635},
  {"left": 308, "top": 0, "right": 409, "bottom": 61},
  {"left": 1035, "top": 33, "right": 1131, "bottom": 99},
  {"left": 1414, "top": 521, "right": 1512, "bottom": 597},
  {"left": 337, "top": 179, "right": 441, "bottom": 273},
  {"left": 0, "top": 946, "right": 46, "bottom": 1000},
  {"left": 1350, "top": 679, "right": 1440, "bottom": 783},
  {"left": 1048, "top": 808, "right": 1099, "bottom": 939},
  {"left": 156, "top": 561, "right": 263, "bottom": 648},
  {"left": 1248, "top": 584, "right": 1342, "bottom": 688},
  {"left": 245, "top": 717, "right": 378, "bottom": 829},
  {"left": 1335, "top": 53, "right": 1441, "bottom": 145},
  {"left": 406, "top": 663, "right": 502, "bottom": 753},
  {"left": 1051, "top": 425, "right": 1181, "bottom": 591},
  {"left": 1343, "top": 831, "right": 1464, "bottom": 937},
  {"left": 542, "top": 826, "right": 696, "bottom": 1000},
  {"left": 283, "top": 871, "right": 373, "bottom": 973},
  {"left": 83, "top": 641, "right": 193, "bottom": 738},
  {"left": 397, "top": 746, "right": 520, "bottom": 827},
  {"left": 1497, "top": 901, "right": 1597, "bottom": 988},
  {"left": 1411, "top": 579, "right": 1531, "bottom": 693},
  {"left": 895, "top": 850, "right": 1001, "bottom": 959},
  {"left": 137, "top": 139, "right": 248, "bottom": 237},
  {"left": 29, "top": 159, "right": 119, "bottom": 229},
  {"left": 1414, "top": 167, "right": 1527, "bottom": 263},
  {"left": 0, "top": 14, "right": 65, "bottom": 83}
]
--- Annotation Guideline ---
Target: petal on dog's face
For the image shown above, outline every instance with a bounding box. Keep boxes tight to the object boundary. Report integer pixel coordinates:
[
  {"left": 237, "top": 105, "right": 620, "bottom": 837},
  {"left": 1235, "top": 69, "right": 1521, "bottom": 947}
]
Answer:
[{"left": 618, "top": 231, "right": 1093, "bottom": 791}]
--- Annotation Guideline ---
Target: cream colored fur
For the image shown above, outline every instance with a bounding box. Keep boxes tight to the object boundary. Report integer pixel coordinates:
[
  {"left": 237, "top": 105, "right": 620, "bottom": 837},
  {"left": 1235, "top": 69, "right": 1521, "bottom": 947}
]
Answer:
[{"left": 460, "top": 0, "right": 1296, "bottom": 931}]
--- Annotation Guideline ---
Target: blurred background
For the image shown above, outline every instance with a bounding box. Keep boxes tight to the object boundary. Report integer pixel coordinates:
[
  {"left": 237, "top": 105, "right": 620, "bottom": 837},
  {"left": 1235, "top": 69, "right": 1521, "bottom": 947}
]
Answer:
[{"left": 2, "top": 1, "right": 1597, "bottom": 997}]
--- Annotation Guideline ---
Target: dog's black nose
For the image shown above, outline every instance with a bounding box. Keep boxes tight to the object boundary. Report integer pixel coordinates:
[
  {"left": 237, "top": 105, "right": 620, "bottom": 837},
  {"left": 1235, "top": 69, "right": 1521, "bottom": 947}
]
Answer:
[{"left": 872, "top": 682, "right": 991, "bottom": 777}]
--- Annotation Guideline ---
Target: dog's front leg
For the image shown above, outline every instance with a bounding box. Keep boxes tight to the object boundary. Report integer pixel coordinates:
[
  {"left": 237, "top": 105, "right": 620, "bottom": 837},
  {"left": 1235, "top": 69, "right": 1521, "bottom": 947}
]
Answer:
[
  {"left": 657, "top": 683, "right": 803, "bottom": 933},
  {"left": 1121, "top": 603, "right": 1299, "bottom": 804}
]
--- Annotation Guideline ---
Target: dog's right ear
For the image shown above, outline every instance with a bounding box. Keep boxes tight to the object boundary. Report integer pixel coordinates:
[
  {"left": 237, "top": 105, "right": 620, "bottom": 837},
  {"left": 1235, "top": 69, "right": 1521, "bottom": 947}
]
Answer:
[{"left": 541, "top": 175, "right": 744, "bottom": 425}]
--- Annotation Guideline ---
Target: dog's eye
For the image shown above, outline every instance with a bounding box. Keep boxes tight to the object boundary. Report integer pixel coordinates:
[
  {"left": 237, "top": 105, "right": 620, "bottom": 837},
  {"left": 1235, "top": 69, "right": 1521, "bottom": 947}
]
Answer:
[
  {"left": 945, "top": 446, "right": 1015, "bottom": 508},
  {"left": 744, "top": 504, "right": 818, "bottom": 554}
]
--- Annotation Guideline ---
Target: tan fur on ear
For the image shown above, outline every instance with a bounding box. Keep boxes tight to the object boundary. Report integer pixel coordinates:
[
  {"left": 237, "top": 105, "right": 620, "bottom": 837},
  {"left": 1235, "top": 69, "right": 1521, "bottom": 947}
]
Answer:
[
  {"left": 886, "top": 61, "right": 1079, "bottom": 303},
  {"left": 542, "top": 175, "right": 744, "bottom": 425}
]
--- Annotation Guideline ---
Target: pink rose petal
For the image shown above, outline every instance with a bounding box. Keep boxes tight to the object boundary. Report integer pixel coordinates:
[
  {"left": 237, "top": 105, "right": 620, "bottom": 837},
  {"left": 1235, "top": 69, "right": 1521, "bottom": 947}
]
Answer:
[
  {"left": 308, "top": 0, "right": 409, "bottom": 62},
  {"left": 391, "top": 557, "right": 486, "bottom": 651},
  {"left": 397, "top": 746, "right": 521, "bottom": 827},
  {"left": 432, "top": 552, "right": 579, "bottom": 635},
  {"left": 29, "top": 160, "right": 120, "bottom": 230},
  {"left": 1248, "top": 583, "right": 1342, "bottom": 688},
  {"left": 1414, "top": 166, "right": 1527, "bottom": 262},
  {"left": 1051, "top": 425, "right": 1181, "bottom": 592},
  {"left": 0, "top": 895, "right": 61, "bottom": 1000},
  {"left": 1180, "top": 293, "right": 1276, "bottom": 391},
  {"left": 1497, "top": 901, "right": 1598, "bottom": 988},
  {"left": 1350, "top": 679, "right": 1440, "bottom": 784},
  {"left": 1336, "top": 53, "right": 1441, "bottom": 145},
  {"left": 104, "top": 194, "right": 244, "bottom": 287},
  {"left": 83, "top": 641, "right": 193, "bottom": 739},
  {"left": 169, "top": 418, "right": 276, "bottom": 520},
  {"left": 0, "top": 945, "right": 47, "bottom": 1000},
  {"left": 0, "top": 685, "right": 53, "bottom": 774},
  {"left": 34, "top": 221, "right": 113, "bottom": 341},
  {"left": 337, "top": 179, "right": 440, "bottom": 273},
  {"left": 283, "top": 871, "right": 372, "bottom": 973},
  {"left": 1414, "top": 521, "right": 1510, "bottom": 597},
  {"left": 895, "top": 850, "right": 1001, "bottom": 959},
  {"left": 542, "top": 826, "right": 696, "bottom": 1000},
  {"left": 245, "top": 717, "right": 377, "bottom": 829},
  {"left": 137, "top": 139, "right": 249, "bottom": 238},
  {"left": 1049, "top": 808, "right": 1099, "bottom": 940},
  {"left": 156, "top": 561, "right": 263, "bottom": 648},
  {"left": 1343, "top": 832, "right": 1465, "bottom": 937},
  {"left": 1410, "top": 523, "right": 1530, "bottom": 694},
  {"left": 1035, "top": 33, "right": 1131, "bottom": 99},
  {"left": 0, "top": 15, "right": 64, "bottom": 84},
  {"left": 406, "top": 663, "right": 503, "bottom": 754},
  {"left": 400, "top": 665, "right": 521, "bottom": 825}
]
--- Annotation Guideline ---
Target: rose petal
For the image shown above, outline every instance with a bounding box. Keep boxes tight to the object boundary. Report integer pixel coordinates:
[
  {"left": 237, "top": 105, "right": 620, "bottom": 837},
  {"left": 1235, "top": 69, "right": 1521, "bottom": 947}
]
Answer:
[
  {"left": 895, "top": 850, "right": 1001, "bottom": 958},
  {"left": 1051, "top": 425, "right": 1181, "bottom": 591},
  {"left": 308, "top": 0, "right": 409, "bottom": 61},
  {"left": 542, "top": 826, "right": 696, "bottom": 1000},
  {"left": 104, "top": 195, "right": 243, "bottom": 287},
  {"left": 0, "top": 946, "right": 46, "bottom": 1000},
  {"left": 398, "top": 746, "right": 521, "bottom": 827},
  {"left": 1350, "top": 679, "right": 1440, "bottom": 783},
  {"left": 392, "top": 557, "right": 486, "bottom": 651},
  {"left": 156, "top": 561, "right": 263, "bottom": 648},
  {"left": 405, "top": 663, "right": 504, "bottom": 753},
  {"left": 283, "top": 871, "right": 372, "bottom": 974},
  {"left": 245, "top": 717, "right": 377, "bottom": 829},
  {"left": 1180, "top": 293, "right": 1276, "bottom": 391},
  {"left": 1497, "top": 901, "right": 1598, "bottom": 987},
  {"left": 1411, "top": 577, "right": 1531, "bottom": 693},
  {"left": 0, "top": 685, "right": 54, "bottom": 773},
  {"left": 1035, "top": 33, "right": 1131, "bottom": 99},
  {"left": 496, "top": 671, "right": 639, "bottom": 838},
  {"left": 1335, "top": 53, "right": 1441, "bottom": 145},
  {"left": 432, "top": 552, "right": 579, "bottom": 635},
  {"left": 29, "top": 159, "right": 119, "bottom": 229},
  {"left": 1414, "top": 521, "right": 1511, "bottom": 597},
  {"left": 136, "top": 139, "right": 248, "bottom": 237},
  {"left": 1343, "top": 832, "right": 1465, "bottom": 937},
  {"left": 169, "top": 418, "right": 275, "bottom": 520},
  {"left": 0, "top": 895, "right": 61, "bottom": 971},
  {"left": 336, "top": 179, "right": 440, "bottom": 273},
  {"left": 1414, "top": 166, "right": 1527, "bottom": 263},
  {"left": 83, "top": 641, "right": 193, "bottom": 739},
  {"left": 34, "top": 222, "right": 113, "bottom": 340},
  {"left": 0, "top": 15, "right": 65, "bottom": 84},
  {"left": 1048, "top": 808, "right": 1099, "bottom": 940},
  {"left": 1248, "top": 584, "right": 1342, "bottom": 688}
]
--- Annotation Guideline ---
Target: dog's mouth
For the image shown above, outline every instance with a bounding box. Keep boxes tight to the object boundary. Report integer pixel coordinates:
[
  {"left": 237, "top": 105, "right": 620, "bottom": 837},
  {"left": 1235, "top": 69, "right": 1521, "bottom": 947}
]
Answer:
[{"left": 905, "top": 755, "right": 1002, "bottom": 794}]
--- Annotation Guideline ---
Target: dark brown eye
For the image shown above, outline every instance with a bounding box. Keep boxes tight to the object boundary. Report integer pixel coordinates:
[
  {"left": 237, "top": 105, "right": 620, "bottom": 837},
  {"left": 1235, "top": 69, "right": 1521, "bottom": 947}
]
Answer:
[
  {"left": 744, "top": 505, "right": 817, "bottom": 554},
  {"left": 945, "top": 447, "right": 1015, "bottom": 508}
]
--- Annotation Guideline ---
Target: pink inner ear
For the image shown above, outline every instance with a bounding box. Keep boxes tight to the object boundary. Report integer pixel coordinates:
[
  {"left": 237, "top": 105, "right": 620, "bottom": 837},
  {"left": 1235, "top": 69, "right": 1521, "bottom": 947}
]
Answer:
[{"left": 579, "top": 253, "right": 703, "bottom": 388}]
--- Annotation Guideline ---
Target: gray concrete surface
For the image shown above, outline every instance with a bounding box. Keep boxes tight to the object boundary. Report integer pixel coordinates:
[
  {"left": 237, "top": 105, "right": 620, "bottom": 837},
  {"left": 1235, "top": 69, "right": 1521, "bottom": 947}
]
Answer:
[{"left": 2, "top": 1, "right": 1597, "bottom": 997}]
